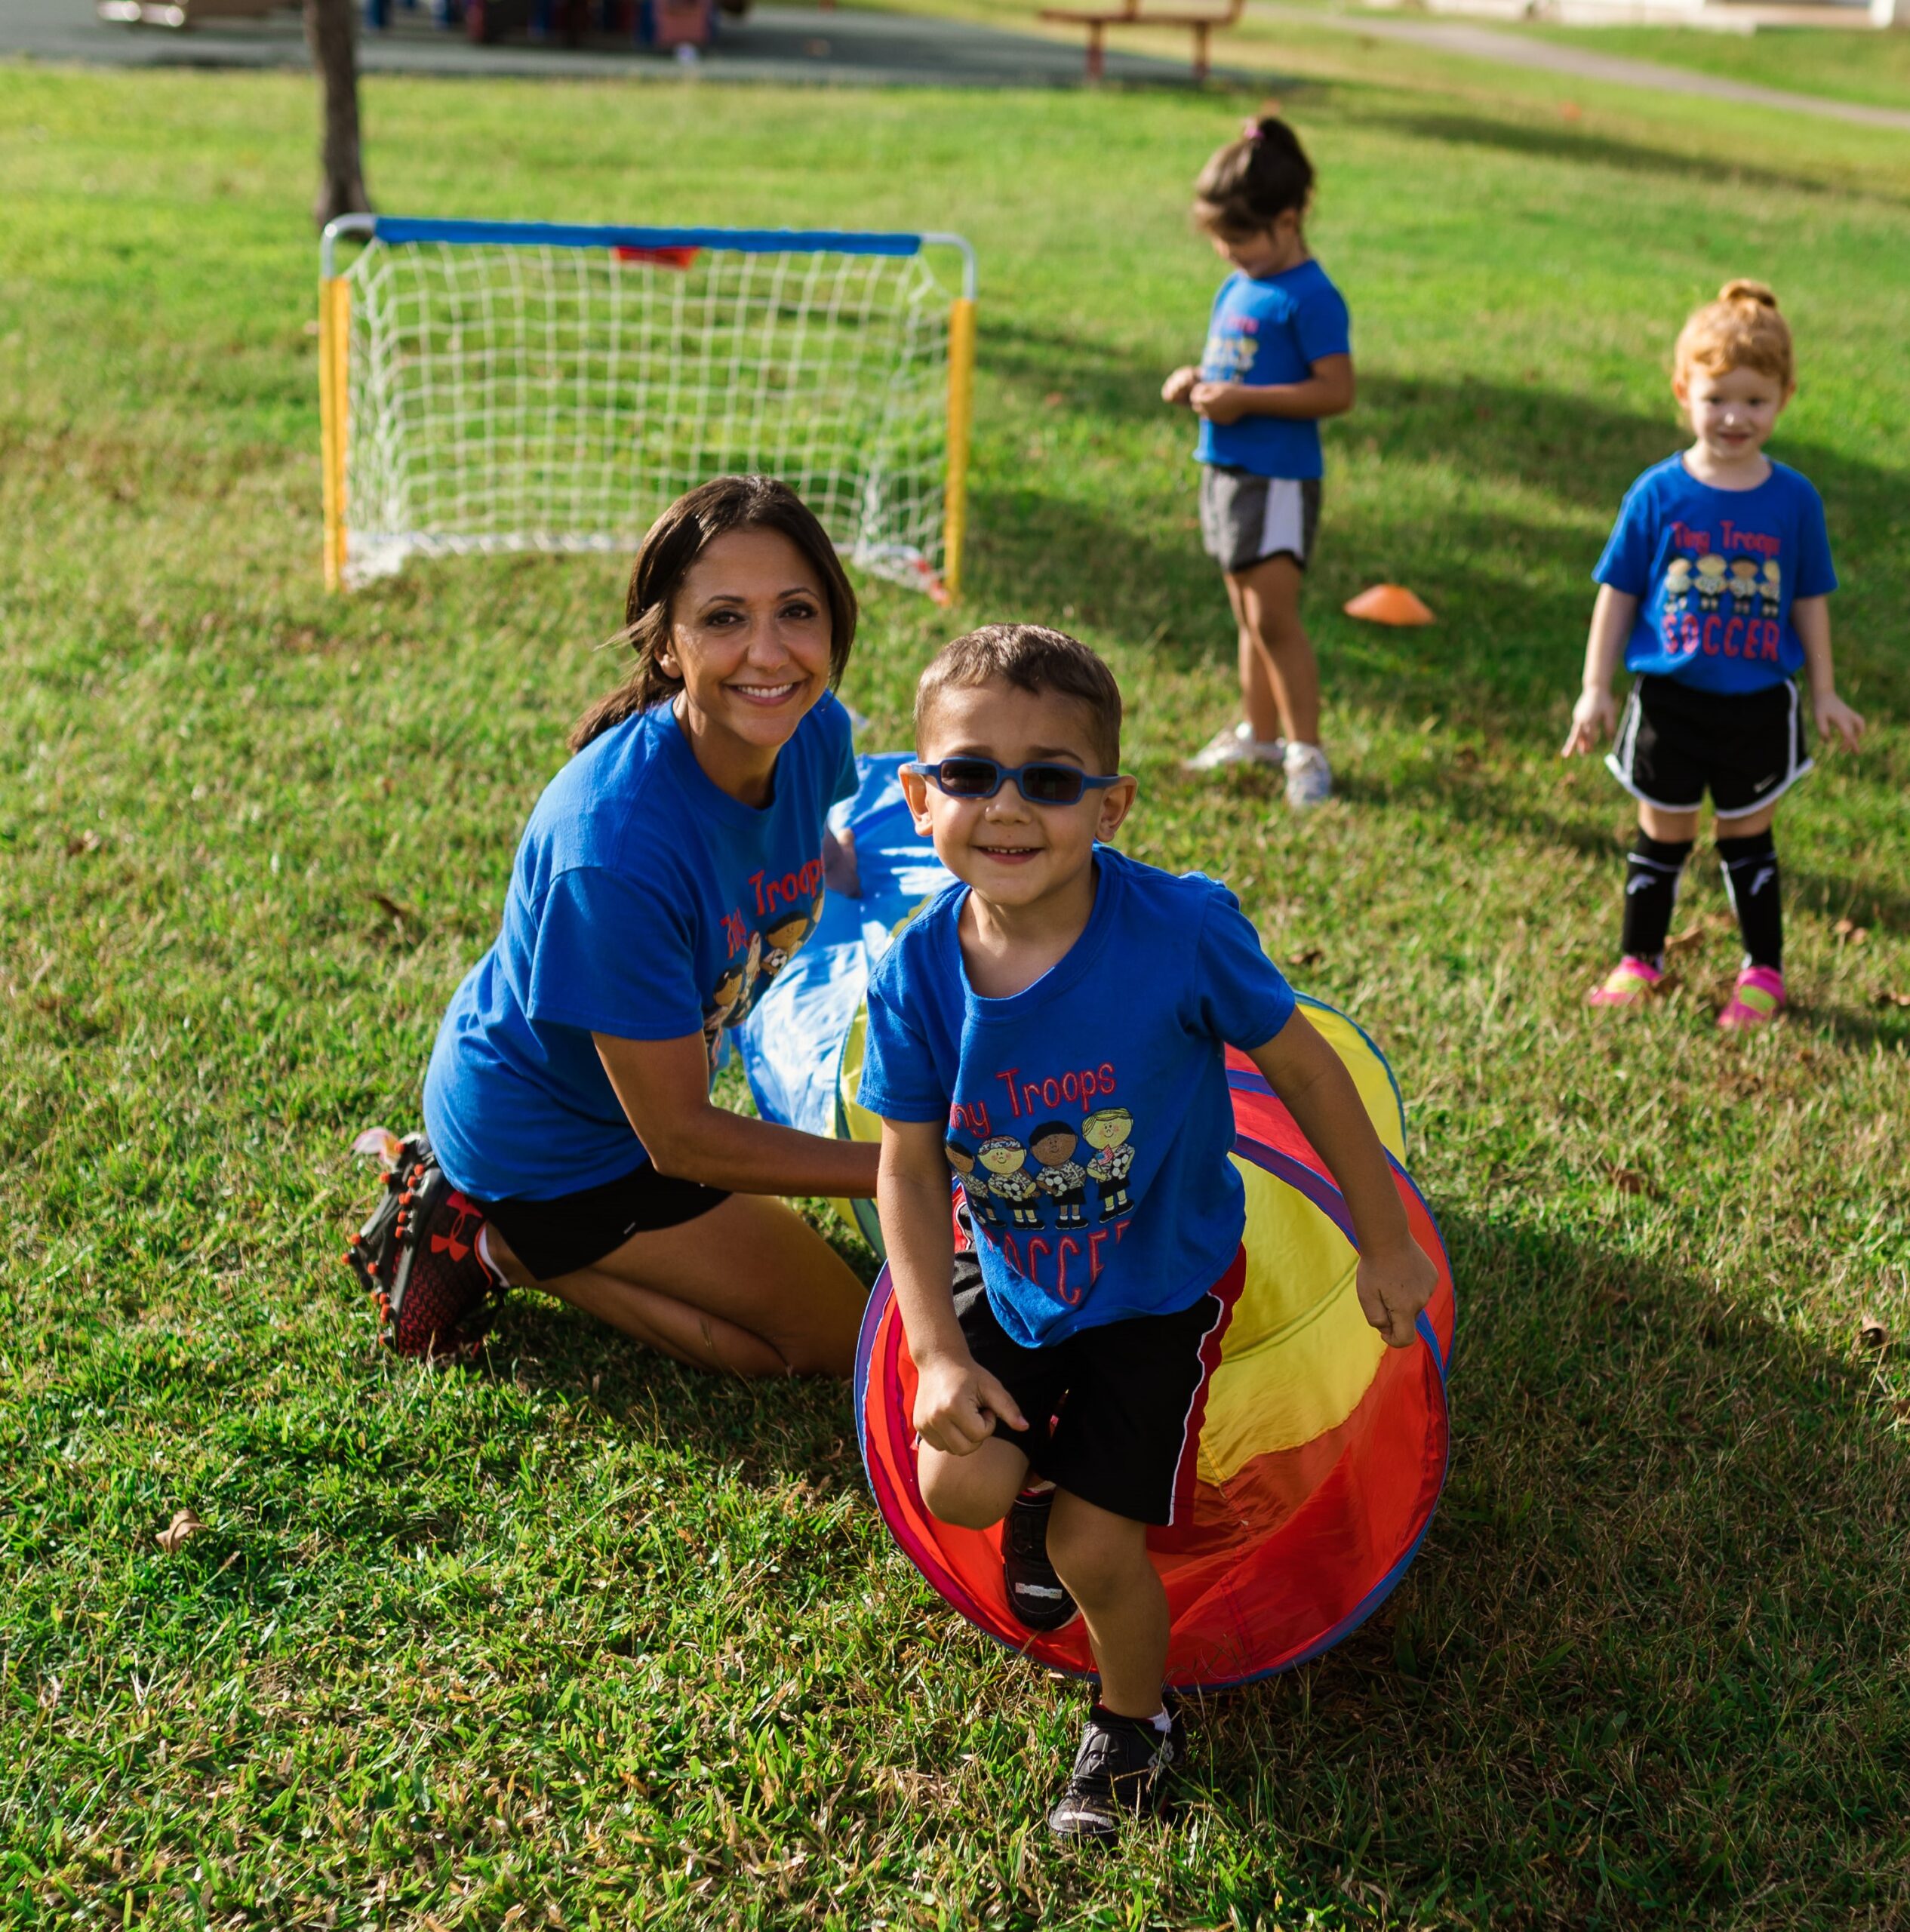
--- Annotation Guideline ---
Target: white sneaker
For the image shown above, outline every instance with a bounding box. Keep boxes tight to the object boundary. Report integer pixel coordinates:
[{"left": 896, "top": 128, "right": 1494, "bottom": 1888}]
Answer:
[
  {"left": 1283, "top": 741, "right": 1333, "bottom": 808},
  {"left": 1183, "top": 719, "right": 1287, "bottom": 774}
]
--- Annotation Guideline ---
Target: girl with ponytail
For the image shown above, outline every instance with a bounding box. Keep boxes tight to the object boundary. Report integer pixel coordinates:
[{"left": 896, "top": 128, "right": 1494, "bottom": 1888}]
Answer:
[
  {"left": 1165, "top": 113, "right": 1355, "bottom": 808},
  {"left": 1564, "top": 281, "right": 1865, "bottom": 1030}
]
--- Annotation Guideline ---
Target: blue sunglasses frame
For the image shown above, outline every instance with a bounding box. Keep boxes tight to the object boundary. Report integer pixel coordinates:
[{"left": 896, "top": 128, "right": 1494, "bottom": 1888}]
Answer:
[{"left": 903, "top": 757, "right": 1124, "bottom": 807}]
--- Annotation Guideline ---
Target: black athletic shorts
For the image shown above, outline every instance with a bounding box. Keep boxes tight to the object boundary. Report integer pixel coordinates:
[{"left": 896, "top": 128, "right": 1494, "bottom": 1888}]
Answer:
[
  {"left": 1198, "top": 467, "right": 1321, "bottom": 575},
  {"left": 473, "top": 1160, "right": 729, "bottom": 1283},
  {"left": 1606, "top": 674, "right": 1812, "bottom": 820},
  {"left": 957, "top": 1247, "right": 1244, "bottom": 1527}
]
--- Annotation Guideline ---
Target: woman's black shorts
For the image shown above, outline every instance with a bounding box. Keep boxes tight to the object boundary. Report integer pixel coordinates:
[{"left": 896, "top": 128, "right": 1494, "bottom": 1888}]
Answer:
[
  {"left": 1606, "top": 674, "right": 1811, "bottom": 820},
  {"left": 474, "top": 1161, "right": 729, "bottom": 1283},
  {"left": 956, "top": 1247, "right": 1244, "bottom": 1528}
]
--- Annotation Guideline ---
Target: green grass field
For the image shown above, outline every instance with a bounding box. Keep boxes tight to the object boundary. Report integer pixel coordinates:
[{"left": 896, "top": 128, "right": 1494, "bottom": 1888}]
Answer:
[{"left": 3, "top": 40, "right": 1909, "bottom": 1929}]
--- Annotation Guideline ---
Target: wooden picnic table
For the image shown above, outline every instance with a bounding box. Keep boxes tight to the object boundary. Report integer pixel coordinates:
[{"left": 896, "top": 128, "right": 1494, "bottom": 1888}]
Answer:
[{"left": 1038, "top": 0, "right": 1241, "bottom": 81}]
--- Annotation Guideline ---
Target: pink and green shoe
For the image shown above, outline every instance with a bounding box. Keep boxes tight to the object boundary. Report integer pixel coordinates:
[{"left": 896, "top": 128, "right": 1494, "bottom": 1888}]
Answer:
[
  {"left": 1588, "top": 956, "right": 1664, "bottom": 1008},
  {"left": 1718, "top": 965, "right": 1785, "bottom": 1032}
]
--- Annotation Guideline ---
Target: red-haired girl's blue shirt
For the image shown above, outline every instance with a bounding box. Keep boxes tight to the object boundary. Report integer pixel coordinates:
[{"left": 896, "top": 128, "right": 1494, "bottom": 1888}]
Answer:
[
  {"left": 857, "top": 849, "right": 1296, "bottom": 1349},
  {"left": 1195, "top": 259, "right": 1350, "bottom": 481},
  {"left": 1595, "top": 456, "right": 1837, "bottom": 694},
  {"left": 424, "top": 694, "right": 857, "bottom": 1202}
]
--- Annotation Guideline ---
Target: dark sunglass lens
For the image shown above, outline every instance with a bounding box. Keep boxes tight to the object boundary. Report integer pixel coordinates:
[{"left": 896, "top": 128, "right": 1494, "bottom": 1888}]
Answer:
[
  {"left": 939, "top": 758, "right": 998, "bottom": 797},
  {"left": 1021, "top": 764, "right": 1086, "bottom": 804}
]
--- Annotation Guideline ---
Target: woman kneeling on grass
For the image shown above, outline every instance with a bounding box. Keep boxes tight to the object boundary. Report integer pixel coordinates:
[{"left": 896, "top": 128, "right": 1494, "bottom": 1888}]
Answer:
[{"left": 349, "top": 475, "right": 877, "bottom": 1374}]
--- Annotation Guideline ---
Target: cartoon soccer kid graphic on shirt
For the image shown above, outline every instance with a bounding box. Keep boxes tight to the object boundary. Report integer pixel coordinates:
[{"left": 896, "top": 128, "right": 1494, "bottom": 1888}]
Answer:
[
  {"left": 701, "top": 933, "right": 764, "bottom": 1069},
  {"left": 1760, "top": 560, "right": 1782, "bottom": 618},
  {"left": 1695, "top": 554, "right": 1728, "bottom": 614},
  {"left": 977, "top": 1135, "right": 1042, "bottom": 1228},
  {"left": 1081, "top": 1106, "right": 1136, "bottom": 1221},
  {"left": 760, "top": 897, "right": 822, "bottom": 982},
  {"left": 1728, "top": 559, "right": 1760, "bottom": 608},
  {"left": 1662, "top": 556, "right": 1693, "bottom": 617},
  {"left": 1028, "top": 1120, "right": 1090, "bottom": 1229},
  {"left": 946, "top": 1136, "right": 1002, "bottom": 1229}
]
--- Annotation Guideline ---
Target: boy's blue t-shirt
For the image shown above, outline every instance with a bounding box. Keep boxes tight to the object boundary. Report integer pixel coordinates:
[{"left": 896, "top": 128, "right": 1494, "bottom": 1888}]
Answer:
[
  {"left": 423, "top": 694, "right": 857, "bottom": 1203},
  {"left": 1195, "top": 258, "right": 1350, "bottom": 481},
  {"left": 1594, "top": 456, "right": 1836, "bottom": 695},
  {"left": 857, "top": 848, "right": 1297, "bottom": 1350}
]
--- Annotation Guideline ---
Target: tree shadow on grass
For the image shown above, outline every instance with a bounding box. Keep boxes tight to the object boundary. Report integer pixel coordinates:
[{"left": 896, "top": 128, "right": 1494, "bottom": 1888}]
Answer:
[
  {"left": 970, "top": 358, "right": 1908, "bottom": 722},
  {"left": 479, "top": 1282, "right": 870, "bottom": 1498},
  {"left": 1180, "top": 1206, "right": 1910, "bottom": 1926},
  {"left": 1367, "top": 106, "right": 1910, "bottom": 211}
]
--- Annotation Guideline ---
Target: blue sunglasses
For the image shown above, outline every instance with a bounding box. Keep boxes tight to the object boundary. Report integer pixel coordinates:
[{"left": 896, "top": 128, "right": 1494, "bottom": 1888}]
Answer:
[{"left": 904, "top": 757, "right": 1123, "bottom": 808}]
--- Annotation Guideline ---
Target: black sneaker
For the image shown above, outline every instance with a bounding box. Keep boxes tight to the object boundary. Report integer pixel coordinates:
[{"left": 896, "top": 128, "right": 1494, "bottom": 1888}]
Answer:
[
  {"left": 344, "top": 1131, "right": 494, "bottom": 1361},
  {"left": 1047, "top": 1703, "right": 1179, "bottom": 1841},
  {"left": 1003, "top": 1487, "right": 1078, "bottom": 1632}
]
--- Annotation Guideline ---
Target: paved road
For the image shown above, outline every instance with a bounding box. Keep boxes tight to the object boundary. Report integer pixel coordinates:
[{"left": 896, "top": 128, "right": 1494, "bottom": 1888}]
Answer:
[
  {"left": 6, "top": 0, "right": 1256, "bottom": 85},
  {"left": 1252, "top": 2, "right": 1910, "bottom": 131}
]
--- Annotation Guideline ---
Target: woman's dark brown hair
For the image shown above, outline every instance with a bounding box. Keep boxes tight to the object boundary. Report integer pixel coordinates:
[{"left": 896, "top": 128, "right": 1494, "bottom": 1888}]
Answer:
[
  {"left": 570, "top": 475, "right": 859, "bottom": 752},
  {"left": 1194, "top": 115, "right": 1315, "bottom": 240}
]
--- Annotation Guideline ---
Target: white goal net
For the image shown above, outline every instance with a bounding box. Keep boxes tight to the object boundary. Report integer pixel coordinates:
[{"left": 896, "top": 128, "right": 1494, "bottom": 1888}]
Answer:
[{"left": 318, "top": 217, "right": 977, "bottom": 598}]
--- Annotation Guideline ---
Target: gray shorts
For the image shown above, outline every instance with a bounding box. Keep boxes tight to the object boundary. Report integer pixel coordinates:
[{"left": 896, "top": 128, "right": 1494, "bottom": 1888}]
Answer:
[{"left": 1198, "top": 467, "right": 1321, "bottom": 575}]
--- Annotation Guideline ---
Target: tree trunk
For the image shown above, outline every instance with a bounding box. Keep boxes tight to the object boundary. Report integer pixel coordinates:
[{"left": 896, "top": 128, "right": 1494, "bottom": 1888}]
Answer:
[{"left": 306, "top": 0, "right": 371, "bottom": 230}]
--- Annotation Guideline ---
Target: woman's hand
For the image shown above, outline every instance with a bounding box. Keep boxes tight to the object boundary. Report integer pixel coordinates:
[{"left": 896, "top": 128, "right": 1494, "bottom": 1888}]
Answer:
[
  {"left": 911, "top": 1347, "right": 1027, "bottom": 1455},
  {"left": 1355, "top": 1237, "right": 1438, "bottom": 1351},
  {"left": 823, "top": 825, "right": 860, "bottom": 898},
  {"left": 1814, "top": 689, "right": 1866, "bottom": 753},
  {"left": 1562, "top": 686, "right": 1617, "bottom": 757},
  {"left": 1161, "top": 365, "right": 1201, "bottom": 407}
]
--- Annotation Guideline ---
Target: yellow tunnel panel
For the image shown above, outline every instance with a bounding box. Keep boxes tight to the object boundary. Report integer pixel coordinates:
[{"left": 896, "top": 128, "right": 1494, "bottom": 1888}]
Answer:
[{"left": 1197, "top": 1158, "right": 1386, "bottom": 1480}]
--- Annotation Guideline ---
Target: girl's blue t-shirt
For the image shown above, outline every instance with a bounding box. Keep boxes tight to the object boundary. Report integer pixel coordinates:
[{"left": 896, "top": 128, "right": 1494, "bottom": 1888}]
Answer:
[
  {"left": 857, "top": 849, "right": 1296, "bottom": 1350},
  {"left": 1195, "top": 258, "right": 1351, "bottom": 481},
  {"left": 423, "top": 694, "right": 857, "bottom": 1203},
  {"left": 1595, "top": 456, "right": 1837, "bottom": 694}
]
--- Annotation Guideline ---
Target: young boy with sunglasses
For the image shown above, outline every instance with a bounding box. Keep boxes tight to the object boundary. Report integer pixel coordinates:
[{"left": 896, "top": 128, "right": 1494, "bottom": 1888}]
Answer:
[{"left": 859, "top": 624, "right": 1435, "bottom": 1841}]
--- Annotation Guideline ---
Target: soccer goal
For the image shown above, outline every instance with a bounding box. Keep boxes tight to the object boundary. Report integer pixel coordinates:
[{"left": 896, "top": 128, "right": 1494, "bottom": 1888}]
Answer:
[{"left": 317, "top": 216, "right": 977, "bottom": 599}]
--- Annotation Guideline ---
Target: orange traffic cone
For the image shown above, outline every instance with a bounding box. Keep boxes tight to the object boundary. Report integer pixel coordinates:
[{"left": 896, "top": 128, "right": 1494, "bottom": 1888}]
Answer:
[{"left": 1344, "top": 583, "right": 1435, "bottom": 626}]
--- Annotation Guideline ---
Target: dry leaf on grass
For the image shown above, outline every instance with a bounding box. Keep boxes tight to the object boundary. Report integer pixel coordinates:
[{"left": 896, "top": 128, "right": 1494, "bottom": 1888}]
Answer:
[
  {"left": 369, "top": 891, "right": 420, "bottom": 928},
  {"left": 1859, "top": 1313, "right": 1888, "bottom": 1349},
  {"left": 156, "top": 1508, "right": 207, "bottom": 1553},
  {"left": 1665, "top": 924, "right": 1706, "bottom": 955},
  {"left": 1286, "top": 946, "right": 1324, "bottom": 968},
  {"left": 1834, "top": 918, "right": 1870, "bottom": 946},
  {"left": 1874, "top": 991, "right": 1910, "bottom": 1011},
  {"left": 65, "top": 830, "right": 102, "bottom": 858},
  {"left": 1603, "top": 1162, "right": 1653, "bottom": 1197}
]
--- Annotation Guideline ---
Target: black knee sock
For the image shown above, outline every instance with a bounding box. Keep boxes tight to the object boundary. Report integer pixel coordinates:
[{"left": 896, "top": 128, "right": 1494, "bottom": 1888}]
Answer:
[
  {"left": 1718, "top": 829, "right": 1782, "bottom": 971},
  {"left": 1619, "top": 834, "right": 1693, "bottom": 967}
]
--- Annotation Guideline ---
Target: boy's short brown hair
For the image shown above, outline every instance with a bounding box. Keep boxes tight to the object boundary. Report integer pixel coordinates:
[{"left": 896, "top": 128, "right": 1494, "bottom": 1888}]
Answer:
[{"left": 914, "top": 625, "right": 1123, "bottom": 773}]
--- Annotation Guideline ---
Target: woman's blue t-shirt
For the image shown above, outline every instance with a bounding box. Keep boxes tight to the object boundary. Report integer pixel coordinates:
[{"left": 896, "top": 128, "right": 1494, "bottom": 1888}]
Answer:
[
  {"left": 1595, "top": 456, "right": 1837, "bottom": 694},
  {"left": 857, "top": 849, "right": 1296, "bottom": 1350},
  {"left": 424, "top": 693, "right": 857, "bottom": 1203},
  {"left": 1195, "top": 258, "right": 1351, "bottom": 481}
]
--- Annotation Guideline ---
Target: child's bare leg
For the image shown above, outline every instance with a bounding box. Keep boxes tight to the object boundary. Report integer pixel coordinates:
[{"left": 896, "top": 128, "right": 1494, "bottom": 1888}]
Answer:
[
  {"left": 918, "top": 1437, "right": 1031, "bottom": 1530},
  {"left": 1046, "top": 1491, "right": 1168, "bottom": 1718},
  {"left": 484, "top": 1193, "right": 866, "bottom": 1378},
  {"left": 1230, "top": 553, "right": 1320, "bottom": 747},
  {"left": 1636, "top": 801, "right": 1702, "bottom": 843},
  {"left": 1223, "top": 573, "right": 1284, "bottom": 745}
]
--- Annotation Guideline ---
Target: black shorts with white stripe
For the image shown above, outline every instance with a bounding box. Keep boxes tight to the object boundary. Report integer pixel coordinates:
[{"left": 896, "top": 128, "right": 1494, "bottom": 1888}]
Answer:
[{"left": 1606, "top": 675, "right": 1812, "bottom": 821}]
